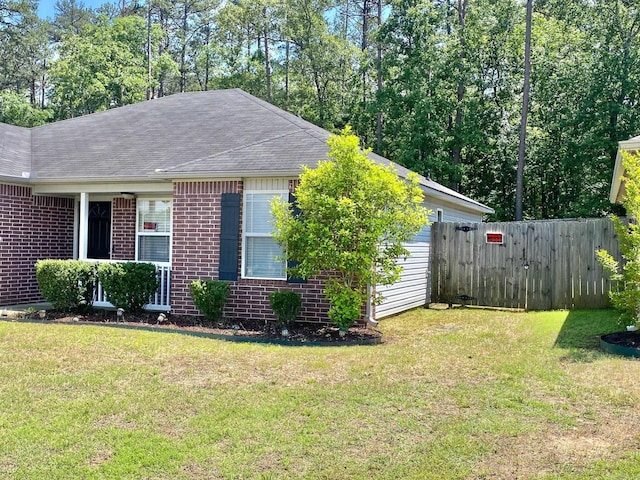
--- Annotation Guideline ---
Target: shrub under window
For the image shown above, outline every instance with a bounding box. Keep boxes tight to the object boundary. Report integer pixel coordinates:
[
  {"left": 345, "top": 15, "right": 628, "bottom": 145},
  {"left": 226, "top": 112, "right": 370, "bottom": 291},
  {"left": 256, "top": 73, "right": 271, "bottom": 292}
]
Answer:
[
  {"left": 189, "top": 280, "right": 230, "bottom": 325},
  {"left": 97, "top": 262, "right": 160, "bottom": 313}
]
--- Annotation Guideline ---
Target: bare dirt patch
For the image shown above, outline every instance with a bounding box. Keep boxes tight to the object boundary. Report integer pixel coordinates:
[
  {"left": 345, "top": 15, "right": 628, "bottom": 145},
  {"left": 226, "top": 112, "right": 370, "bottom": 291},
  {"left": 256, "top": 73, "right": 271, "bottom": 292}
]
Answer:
[{"left": 473, "top": 406, "right": 640, "bottom": 479}]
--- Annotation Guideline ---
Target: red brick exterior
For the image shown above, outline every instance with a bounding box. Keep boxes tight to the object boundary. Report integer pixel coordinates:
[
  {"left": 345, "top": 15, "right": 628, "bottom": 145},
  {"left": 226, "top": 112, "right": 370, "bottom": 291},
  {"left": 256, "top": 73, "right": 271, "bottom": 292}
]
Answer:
[
  {"left": 0, "top": 184, "right": 74, "bottom": 306},
  {"left": 225, "top": 277, "right": 331, "bottom": 324},
  {"left": 111, "top": 197, "right": 136, "bottom": 261},
  {"left": 171, "top": 180, "right": 332, "bottom": 324},
  {"left": 171, "top": 180, "right": 238, "bottom": 315},
  {"left": 0, "top": 180, "right": 337, "bottom": 325}
]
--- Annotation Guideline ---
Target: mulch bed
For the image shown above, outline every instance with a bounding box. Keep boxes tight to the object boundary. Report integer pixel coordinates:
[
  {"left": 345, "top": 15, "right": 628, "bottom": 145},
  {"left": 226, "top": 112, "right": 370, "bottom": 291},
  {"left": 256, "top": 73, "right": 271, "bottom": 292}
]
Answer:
[
  {"left": 601, "top": 331, "right": 640, "bottom": 349},
  {"left": 22, "top": 309, "right": 382, "bottom": 345}
]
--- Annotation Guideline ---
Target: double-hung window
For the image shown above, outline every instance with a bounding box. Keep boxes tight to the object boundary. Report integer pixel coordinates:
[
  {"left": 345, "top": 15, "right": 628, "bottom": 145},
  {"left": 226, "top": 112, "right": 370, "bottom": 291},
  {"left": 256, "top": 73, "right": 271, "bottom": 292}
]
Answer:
[
  {"left": 243, "top": 185, "right": 287, "bottom": 280},
  {"left": 137, "top": 199, "right": 171, "bottom": 263}
]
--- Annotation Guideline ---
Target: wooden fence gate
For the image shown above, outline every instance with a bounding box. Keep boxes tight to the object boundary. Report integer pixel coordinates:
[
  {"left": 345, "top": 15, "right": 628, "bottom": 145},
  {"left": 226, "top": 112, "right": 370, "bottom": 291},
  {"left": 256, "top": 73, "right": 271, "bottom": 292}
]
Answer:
[{"left": 430, "top": 218, "right": 621, "bottom": 310}]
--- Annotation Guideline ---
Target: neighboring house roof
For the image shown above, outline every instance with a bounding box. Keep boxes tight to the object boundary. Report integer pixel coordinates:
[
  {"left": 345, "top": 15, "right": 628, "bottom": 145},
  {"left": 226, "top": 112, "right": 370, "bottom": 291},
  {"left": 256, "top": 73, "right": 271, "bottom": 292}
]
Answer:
[
  {"left": 0, "top": 123, "right": 31, "bottom": 180},
  {"left": 610, "top": 134, "right": 640, "bottom": 204},
  {"left": 0, "top": 88, "right": 493, "bottom": 214}
]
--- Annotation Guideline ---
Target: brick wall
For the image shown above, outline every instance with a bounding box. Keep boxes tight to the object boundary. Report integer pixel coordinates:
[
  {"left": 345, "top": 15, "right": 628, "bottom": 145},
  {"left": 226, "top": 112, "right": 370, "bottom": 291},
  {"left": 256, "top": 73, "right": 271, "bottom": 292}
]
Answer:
[
  {"left": 0, "top": 184, "right": 74, "bottom": 306},
  {"left": 171, "top": 180, "right": 332, "bottom": 324},
  {"left": 111, "top": 197, "right": 136, "bottom": 261},
  {"left": 172, "top": 181, "right": 240, "bottom": 315},
  {"left": 225, "top": 277, "right": 331, "bottom": 325}
]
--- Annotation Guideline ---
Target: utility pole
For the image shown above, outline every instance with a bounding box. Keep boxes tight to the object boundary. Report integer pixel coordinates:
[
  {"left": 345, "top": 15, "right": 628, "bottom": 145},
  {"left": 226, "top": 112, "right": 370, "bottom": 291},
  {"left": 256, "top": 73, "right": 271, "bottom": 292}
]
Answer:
[
  {"left": 515, "top": 0, "right": 532, "bottom": 220},
  {"left": 376, "top": 0, "right": 383, "bottom": 153}
]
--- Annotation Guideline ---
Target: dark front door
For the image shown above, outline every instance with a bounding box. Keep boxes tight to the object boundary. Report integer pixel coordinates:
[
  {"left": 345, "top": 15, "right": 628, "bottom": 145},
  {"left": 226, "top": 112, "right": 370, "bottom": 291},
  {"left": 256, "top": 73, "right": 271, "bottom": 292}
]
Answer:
[{"left": 87, "top": 201, "right": 111, "bottom": 259}]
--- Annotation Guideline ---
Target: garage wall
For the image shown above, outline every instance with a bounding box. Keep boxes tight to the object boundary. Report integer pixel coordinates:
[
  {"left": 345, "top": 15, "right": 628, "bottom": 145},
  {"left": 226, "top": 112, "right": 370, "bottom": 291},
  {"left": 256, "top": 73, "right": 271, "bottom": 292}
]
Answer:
[{"left": 373, "top": 198, "right": 484, "bottom": 319}]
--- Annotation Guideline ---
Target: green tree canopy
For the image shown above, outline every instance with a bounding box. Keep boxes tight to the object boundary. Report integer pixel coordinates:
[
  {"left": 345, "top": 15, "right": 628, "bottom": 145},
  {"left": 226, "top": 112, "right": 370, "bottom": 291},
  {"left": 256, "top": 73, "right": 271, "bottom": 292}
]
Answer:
[
  {"left": 272, "top": 127, "right": 429, "bottom": 329},
  {"left": 0, "top": 90, "right": 50, "bottom": 126},
  {"left": 49, "top": 15, "right": 177, "bottom": 119}
]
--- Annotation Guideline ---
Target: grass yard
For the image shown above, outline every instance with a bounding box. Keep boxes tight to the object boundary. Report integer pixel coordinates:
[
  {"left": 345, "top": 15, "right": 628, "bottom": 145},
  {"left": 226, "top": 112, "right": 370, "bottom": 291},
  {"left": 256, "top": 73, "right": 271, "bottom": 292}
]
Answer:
[{"left": 0, "top": 308, "right": 639, "bottom": 479}]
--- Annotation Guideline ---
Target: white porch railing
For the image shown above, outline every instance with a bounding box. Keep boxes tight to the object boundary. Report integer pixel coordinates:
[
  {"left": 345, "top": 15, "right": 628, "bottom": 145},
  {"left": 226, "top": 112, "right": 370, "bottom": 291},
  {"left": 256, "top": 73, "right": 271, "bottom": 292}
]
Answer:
[{"left": 93, "top": 261, "right": 171, "bottom": 312}]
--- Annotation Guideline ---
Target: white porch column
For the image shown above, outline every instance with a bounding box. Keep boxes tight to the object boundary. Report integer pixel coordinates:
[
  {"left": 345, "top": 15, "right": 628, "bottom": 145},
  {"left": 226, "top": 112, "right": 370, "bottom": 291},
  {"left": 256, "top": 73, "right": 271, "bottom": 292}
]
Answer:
[{"left": 78, "top": 192, "right": 89, "bottom": 260}]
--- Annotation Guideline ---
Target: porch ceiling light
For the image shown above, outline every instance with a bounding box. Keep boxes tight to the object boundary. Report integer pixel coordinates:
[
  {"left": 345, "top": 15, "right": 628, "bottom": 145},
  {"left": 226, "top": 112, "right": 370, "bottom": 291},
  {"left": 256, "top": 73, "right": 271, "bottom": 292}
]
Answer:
[{"left": 121, "top": 192, "right": 136, "bottom": 200}]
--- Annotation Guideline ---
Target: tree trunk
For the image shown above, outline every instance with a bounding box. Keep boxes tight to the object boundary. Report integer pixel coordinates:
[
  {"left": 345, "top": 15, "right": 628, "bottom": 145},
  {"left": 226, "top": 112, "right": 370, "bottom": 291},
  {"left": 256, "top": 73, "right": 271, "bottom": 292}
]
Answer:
[
  {"left": 263, "top": 7, "right": 272, "bottom": 101},
  {"left": 361, "top": 0, "right": 369, "bottom": 105},
  {"left": 157, "top": 7, "right": 170, "bottom": 97},
  {"left": 29, "top": 77, "right": 36, "bottom": 105},
  {"left": 515, "top": 0, "right": 533, "bottom": 221},
  {"left": 204, "top": 24, "right": 210, "bottom": 91},
  {"left": 40, "top": 59, "right": 46, "bottom": 109},
  {"left": 285, "top": 39, "right": 290, "bottom": 106},
  {"left": 146, "top": 0, "right": 152, "bottom": 100},
  {"left": 180, "top": 2, "right": 188, "bottom": 93},
  {"left": 246, "top": 24, "right": 251, "bottom": 72}
]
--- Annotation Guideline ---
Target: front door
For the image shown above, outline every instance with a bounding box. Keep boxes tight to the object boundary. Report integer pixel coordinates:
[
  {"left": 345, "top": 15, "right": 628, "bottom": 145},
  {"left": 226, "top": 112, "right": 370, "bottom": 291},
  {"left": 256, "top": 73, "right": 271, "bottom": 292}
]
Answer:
[{"left": 87, "top": 201, "right": 111, "bottom": 259}]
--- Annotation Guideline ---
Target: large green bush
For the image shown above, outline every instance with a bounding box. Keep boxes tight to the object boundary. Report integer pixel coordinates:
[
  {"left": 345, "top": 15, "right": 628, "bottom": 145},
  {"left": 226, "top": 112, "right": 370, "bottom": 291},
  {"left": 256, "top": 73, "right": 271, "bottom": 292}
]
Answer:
[
  {"left": 597, "top": 151, "right": 640, "bottom": 327},
  {"left": 97, "top": 262, "right": 159, "bottom": 313},
  {"left": 271, "top": 127, "right": 429, "bottom": 330},
  {"left": 269, "top": 290, "right": 302, "bottom": 327},
  {"left": 35, "top": 260, "right": 97, "bottom": 312},
  {"left": 189, "top": 280, "right": 230, "bottom": 324}
]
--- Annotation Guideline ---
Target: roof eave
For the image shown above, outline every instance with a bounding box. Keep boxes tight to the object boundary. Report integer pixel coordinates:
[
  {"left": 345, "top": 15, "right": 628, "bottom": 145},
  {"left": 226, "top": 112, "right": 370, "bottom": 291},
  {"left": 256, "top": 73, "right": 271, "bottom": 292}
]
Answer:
[
  {"left": 30, "top": 175, "right": 164, "bottom": 184},
  {"left": 151, "top": 169, "right": 301, "bottom": 179},
  {"left": 155, "top": 170, "right": 493, "bottom": 213},
  {"left": 420, "top": 184, "right": 494, "bottom": 214},
  {"left": 0, "top": 174, "right": 30, "bottom": 184}
]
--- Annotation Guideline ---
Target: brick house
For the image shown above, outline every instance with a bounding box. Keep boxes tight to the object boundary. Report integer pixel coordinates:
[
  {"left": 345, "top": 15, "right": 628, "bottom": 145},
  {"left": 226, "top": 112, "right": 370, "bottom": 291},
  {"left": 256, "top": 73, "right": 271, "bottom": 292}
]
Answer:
[{"left": 0, "top": 89, "right": 492, "bottom": 322}]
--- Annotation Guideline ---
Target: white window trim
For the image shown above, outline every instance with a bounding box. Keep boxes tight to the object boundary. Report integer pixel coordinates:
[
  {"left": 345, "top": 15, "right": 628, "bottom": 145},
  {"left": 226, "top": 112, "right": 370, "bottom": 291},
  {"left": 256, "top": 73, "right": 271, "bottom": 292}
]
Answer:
[
  {"left": 242, "top": 188, "right": 288, "bottom": 280},
  {"left": 135, "top": 197, "right": 173, "bottom": 266},
  {"left": 436, "top": 208, "right": 444, "bottom": 223}
]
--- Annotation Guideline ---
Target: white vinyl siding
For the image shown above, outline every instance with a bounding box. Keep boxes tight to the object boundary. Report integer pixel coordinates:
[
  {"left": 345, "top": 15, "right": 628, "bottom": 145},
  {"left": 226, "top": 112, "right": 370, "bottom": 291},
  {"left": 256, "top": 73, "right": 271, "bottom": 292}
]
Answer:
[
  {"left": 374, "top": 200, "right": 484, "bottom": 319},
  {"left": 136, "top": 199, "right": 171, "bottom": 263}
]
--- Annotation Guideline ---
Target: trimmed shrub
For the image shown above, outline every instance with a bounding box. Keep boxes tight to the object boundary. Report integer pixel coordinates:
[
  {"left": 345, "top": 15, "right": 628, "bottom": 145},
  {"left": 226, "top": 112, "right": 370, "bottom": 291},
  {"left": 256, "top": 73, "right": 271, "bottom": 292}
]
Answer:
[
  {"left": 97, "top": 262, "right": 159, "bottom": 313},
  {"left": 35, "top": 260, "right": 97, "bottom": 312},
  {"left": 189, "top": 280, "right": 230, "bottom": 324},
  {"left": 269, "top": 290, "right": 302, "bottom": 327},
  {"left": 325, "top": 280, "right": 362, "bottom": 330}
]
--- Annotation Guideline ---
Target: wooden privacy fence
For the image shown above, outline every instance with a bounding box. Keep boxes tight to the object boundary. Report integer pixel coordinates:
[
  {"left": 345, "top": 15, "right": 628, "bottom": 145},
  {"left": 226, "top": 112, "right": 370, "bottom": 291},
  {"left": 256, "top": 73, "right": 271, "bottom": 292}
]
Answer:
[{"left": 430, "top": 218, "right": 621, "bottom": 310}]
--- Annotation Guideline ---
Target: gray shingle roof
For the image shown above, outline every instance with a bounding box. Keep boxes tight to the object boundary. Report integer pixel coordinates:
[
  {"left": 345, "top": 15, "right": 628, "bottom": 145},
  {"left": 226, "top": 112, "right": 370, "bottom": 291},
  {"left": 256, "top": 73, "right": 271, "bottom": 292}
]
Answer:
[
  {"left": 0, "top": 88, "right": 492, "bottom": 213},
  {"left": 0, "top": 123, "right": 31, "bottom": 179}
]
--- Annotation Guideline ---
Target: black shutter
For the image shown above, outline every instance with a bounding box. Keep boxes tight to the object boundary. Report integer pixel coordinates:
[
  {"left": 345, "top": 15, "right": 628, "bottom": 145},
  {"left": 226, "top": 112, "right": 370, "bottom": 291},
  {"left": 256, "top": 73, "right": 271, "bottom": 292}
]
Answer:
[
  {"left": 287, "top": 193, "right": 306, "bottom": 284},
  {"left": 219, "top": 193, "right": 240, "bottom": 281}
]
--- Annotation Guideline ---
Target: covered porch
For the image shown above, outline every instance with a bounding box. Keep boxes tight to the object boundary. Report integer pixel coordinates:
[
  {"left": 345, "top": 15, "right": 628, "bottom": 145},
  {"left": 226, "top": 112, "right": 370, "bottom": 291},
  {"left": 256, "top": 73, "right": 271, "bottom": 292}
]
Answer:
[{"left": 33, "top": 181, "right": 173, "bottom": 312}]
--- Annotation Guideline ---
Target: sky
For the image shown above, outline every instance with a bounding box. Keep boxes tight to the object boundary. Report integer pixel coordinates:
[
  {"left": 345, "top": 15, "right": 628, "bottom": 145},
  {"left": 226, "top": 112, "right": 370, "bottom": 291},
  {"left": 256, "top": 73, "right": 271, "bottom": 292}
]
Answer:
[{"left": 37, "top": 0, "right": 118, "bottom": 20}]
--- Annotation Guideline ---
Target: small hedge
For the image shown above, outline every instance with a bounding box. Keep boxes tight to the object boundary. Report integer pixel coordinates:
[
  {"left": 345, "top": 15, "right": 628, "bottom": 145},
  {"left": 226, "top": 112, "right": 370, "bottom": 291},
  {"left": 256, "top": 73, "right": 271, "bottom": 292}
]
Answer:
[
  {"left": 325, "top": 280, "right": 362, "bottom": 330},
  {"left": 189, "top": 280, "right": 230, "bottom": 324},
  {"left": 269, "top": 290, "right": 302, "bottom": 327},
  {"left": 35, "top": 260, "right": 97, "bottom": 312},
  {"left": 97, "top": 262, "right": 159, "bottom": 313}
]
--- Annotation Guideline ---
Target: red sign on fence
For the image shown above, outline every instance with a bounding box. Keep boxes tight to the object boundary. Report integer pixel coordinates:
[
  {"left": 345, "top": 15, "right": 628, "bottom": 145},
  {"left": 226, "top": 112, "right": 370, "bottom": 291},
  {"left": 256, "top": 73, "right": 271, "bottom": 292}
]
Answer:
[{"left": 486, "top": 232, "right": 503, "bottom": 244}]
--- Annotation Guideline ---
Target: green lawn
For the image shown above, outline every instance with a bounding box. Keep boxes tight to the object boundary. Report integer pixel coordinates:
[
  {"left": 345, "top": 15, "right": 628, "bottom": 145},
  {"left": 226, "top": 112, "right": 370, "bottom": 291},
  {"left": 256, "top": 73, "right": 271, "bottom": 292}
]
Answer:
[{"left": 0, "top": 308, "right": 639, "bottom": 479}]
